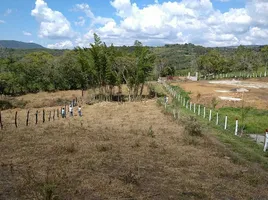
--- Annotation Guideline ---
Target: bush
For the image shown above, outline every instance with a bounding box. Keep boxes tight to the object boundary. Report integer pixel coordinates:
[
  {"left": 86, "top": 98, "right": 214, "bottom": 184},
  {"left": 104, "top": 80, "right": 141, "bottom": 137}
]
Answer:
[
  {"left": 0, "top": 100, "right": 13, "bottom": 110},
  {"left": 183, "top": 116, "right": 202, "bottom": 137}
]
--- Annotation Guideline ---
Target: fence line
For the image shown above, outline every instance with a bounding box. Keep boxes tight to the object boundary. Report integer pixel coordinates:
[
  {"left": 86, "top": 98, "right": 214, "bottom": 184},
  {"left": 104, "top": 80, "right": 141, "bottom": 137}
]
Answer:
[
  {"left": 197, "top": 70, "right": 267, "bottom": 81},
  {"left": 160, "top": 81, "right": 268, "bottom": 151},
  {"left": 0, "top": 97, "right": 82, "bottom": 130}
]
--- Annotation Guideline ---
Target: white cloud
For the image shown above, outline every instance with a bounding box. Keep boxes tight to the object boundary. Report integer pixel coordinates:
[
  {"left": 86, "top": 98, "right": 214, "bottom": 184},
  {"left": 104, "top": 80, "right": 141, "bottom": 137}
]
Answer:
[
  {"left": 31, "top": 0, "right": 75, "bottom": 39},
  {"left": 75, "top": 16, "right": 85, "bottom": 26},
  {"left": 29, "top": 41, "right": 34, "bottom": 43},
  {"left": 47, "top": 40, "right": 74, "bottom": 49},
  {"left": 0, "top": 20, "right": 5, "bottom": 24},
  {"left": 72, "top": 3, "right": 114, "bottom": 26},
  {"left": 4, "top": 9, "right": 12, "bottom": 16},
  {"left": 35, "top": 0, "right": 268, "bottom": 48},
  {"left": 23, "top": 31, "right": 32, "bottom": 36}
]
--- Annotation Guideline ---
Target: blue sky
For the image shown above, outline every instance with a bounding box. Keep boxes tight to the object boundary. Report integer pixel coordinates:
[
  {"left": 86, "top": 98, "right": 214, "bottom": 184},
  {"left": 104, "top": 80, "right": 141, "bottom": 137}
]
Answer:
[{"left": 0, "top": 0, "right": 267, "bottom": 48}]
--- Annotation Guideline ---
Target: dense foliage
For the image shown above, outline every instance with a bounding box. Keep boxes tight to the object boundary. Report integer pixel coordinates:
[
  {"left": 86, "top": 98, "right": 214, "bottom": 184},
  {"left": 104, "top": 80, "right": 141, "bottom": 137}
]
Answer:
[
  {"left": 0, "top": 34, "right": 155, "bottom": 101},
  {"left": 1, "top": 35, "right": 268, "bottom": 97}
]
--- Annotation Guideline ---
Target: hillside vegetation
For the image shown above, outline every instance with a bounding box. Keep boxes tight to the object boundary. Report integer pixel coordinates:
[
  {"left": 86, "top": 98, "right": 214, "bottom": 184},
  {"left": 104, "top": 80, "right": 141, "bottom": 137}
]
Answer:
[
  {"left": 0, "top": 40, "right": 45, "bottom": 49},
  {"left": 0, "top": 35, "right": 268, "bottom": 97}
]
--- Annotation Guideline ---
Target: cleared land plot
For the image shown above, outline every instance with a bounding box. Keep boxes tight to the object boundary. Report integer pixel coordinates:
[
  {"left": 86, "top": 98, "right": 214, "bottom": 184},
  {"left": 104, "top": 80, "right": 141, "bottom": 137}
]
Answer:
[
  {"left": 173, "top": 78, "right": 268, "bottom": 110},
  {"left": 1, "top": 99, "right": 268, "bottom": 199}
]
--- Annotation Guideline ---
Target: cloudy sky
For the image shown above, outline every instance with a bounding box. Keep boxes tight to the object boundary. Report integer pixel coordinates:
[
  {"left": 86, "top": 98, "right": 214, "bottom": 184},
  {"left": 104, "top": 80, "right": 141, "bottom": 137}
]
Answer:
[{"left": 0, "top": 0, "right": 268, "bottom": 49}]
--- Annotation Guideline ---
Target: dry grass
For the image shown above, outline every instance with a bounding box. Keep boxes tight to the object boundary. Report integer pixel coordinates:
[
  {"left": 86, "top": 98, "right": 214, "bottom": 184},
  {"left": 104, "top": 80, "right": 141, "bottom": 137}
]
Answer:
[
  {"left": 1, "top": 96, "right": 268, "bottom": 199},
  {"left": 13, "top": 85, "right": 150, "bottom": 109}
]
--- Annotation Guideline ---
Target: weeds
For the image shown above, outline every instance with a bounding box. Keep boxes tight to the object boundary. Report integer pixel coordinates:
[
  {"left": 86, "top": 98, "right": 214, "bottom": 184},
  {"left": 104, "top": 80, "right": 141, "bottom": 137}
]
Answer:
[
  {"left": 149, "top": 141, "right": 158, "bottom": 148},
  {"left": 183, "top": 116, "right": 202, "bottom": 137},
  {"left": 147, "top": 125, "right": 155, "bottom": 138},
  {"left": 17, "top": 167, "right": 61, "bottom": 200},
  {"left": 211, "top": 97, "right": 219, "bottom": 109},
  {"left": 96, "top": 143, "right": 112, "bottom": 152},
  {"left": 131, "top": 140, "right": 141, "bottom": 148},
  {"left": 183, "top": 135, "right": 199, "bottom": 146},
  {"left": 120, "top": 170, "right": 140, "bottom": 186}
]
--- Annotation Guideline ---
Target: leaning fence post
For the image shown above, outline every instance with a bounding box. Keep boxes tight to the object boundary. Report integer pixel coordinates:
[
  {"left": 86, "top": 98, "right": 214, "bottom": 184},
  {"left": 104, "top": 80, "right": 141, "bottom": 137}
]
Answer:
[
  {"left": 224, "top": 115, "right": 228, "bottom": 130},
  {"left": 35, "top": 111, "right": 38, "bottom": 125},
  {"left": 26, "top": 110, "right": 30, "bottom": 126},
  {"left": 203, "top": 107, "right": 206, "bottom": 118},
  {"left": 209, "top": 110, "right": 212, "bottom": 121},
  {"left": 235, "top": 118, "right": 238, "bottom": 136},
  {"left": 49, "top": 111, "right": 51, "bottom": 122},
  {"left": 264, "top": 129, "right": 268, "bottom": 152},
  {"left": 43, "top": 109, "right": 45, "bottom": 123},
  {"left": 14, "top": 111, "right": 18, "bottom": 128},
  {"left": 216, "top": 112, "right": 219, "bottom": 125},
  {"left": 0, "top": 111, "right": 3, "bottom": 129}
]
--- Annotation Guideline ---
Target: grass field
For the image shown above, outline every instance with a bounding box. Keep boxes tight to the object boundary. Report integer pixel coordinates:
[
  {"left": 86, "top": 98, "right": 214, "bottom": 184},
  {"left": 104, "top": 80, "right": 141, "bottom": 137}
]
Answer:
[{"left": 1, "top": 89, "right": 268, "bottom": 199}]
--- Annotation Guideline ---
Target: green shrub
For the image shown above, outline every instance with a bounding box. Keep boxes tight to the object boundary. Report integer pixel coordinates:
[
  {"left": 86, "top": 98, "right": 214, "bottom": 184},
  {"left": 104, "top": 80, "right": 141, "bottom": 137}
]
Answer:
[
  {"left": 0, "top": 100, "right": 13, "bottom": 110},
  {"left": 183, "top": 116, "right": 202, "bottom": 137}
]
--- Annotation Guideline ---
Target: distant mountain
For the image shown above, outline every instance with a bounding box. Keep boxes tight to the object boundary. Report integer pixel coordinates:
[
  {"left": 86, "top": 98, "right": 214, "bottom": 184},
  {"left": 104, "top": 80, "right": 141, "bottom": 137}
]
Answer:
[{"left": 0, "top": 40, "right": 45, "bottom": 49}]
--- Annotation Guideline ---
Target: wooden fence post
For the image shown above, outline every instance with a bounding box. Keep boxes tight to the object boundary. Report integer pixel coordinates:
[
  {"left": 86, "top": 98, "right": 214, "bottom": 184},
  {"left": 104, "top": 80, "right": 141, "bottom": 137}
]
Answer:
[
  {"left": 0, "top": 111, "right": 3, "bottom": 129},
  {"left": 53, "top": 110, "right": 55, "bottom": 121},
  {"left": 35, "top": 110, "right": 38, "bottom": 125},
  {"left": 26, "top": 110, "right": 30, "bottom": 126},
  {"left": 209, "top": 110, "right": 212, "bottom": 121},
  {"left": 49, "top": 111, "right": 51, "bottom": 122},
  {"left": 57, "top": 109, "right": 59, "bottom": 118},
  {"left": 216, "top": 112, "right": 219, "bottom": 125},
  {"left": 203, "top": 107, "right": 206, "bottom": 118},
  {"left": 43, "top": 109, "right": 45, "bottom": 123},
  {"left": 15, "top": 111, "right": 18, "bottom": 128}
]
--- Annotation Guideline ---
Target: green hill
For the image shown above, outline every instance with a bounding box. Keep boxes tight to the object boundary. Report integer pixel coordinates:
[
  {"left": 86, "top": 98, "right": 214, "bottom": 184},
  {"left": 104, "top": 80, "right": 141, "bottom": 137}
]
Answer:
[{"left": 0, "top": 40, "right": 45, "bottom": 49}]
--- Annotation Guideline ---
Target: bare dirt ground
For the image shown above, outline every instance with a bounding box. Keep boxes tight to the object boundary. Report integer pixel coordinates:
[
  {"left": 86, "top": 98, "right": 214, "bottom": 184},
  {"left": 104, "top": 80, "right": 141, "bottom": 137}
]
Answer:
[
  {"left": 1, "top": 95, "right": 268, "bottom": 199},
  {"left": 173, "top": 78, "right": 268, "bottom": 110}
]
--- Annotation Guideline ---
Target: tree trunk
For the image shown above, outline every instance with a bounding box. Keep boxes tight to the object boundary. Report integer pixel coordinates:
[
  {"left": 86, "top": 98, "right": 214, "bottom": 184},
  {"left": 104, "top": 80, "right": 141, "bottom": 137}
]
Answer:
[{"left": 139, "top": 83, "right": 145, "bottom": 97}]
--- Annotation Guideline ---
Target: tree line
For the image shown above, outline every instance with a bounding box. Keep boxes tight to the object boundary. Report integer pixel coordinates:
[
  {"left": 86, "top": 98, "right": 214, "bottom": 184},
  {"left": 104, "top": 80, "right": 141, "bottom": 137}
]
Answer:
[
  {"left": 0, "top": 34, "right": 155, "bottom": 101},
  {"left": 197, "top": 45, "right": 268, "bottom": 75},
  {"left": 1, "top": 34, "right": 268, "bottom": 97}
]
